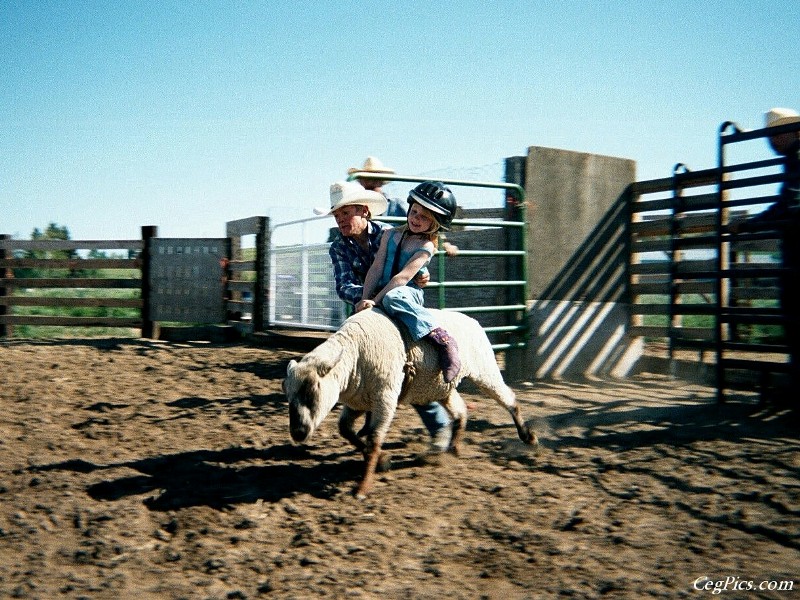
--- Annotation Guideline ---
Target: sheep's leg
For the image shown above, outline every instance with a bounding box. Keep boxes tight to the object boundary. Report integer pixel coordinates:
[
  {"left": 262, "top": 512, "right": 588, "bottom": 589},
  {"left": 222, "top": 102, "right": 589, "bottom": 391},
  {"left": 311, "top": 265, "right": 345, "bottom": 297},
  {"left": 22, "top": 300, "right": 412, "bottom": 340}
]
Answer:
[
  {"left": 509, "top": 403, "right": 538, "bottom": 446},
  {"left": 472, "top": 374, "right": 538, "bottom": 446},
  {"left": 338, "top": 406, "right": 367, "bottom": 452},
  {"left": 355, "top": 433, "right": 386, "bottom": 499},
  {"left": 353, "top": 399, "right": 396, "bottom": 499},
  {"left": 437, "top": 390, "right": 468, "bottom": 456}
]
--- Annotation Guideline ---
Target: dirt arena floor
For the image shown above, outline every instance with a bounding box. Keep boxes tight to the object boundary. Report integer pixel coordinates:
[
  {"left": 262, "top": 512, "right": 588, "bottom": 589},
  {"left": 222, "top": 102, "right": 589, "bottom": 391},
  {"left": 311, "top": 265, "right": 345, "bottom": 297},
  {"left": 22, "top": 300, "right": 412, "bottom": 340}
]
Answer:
[{"left": 0, "top": 337, "right": 797, "bottom": 599}]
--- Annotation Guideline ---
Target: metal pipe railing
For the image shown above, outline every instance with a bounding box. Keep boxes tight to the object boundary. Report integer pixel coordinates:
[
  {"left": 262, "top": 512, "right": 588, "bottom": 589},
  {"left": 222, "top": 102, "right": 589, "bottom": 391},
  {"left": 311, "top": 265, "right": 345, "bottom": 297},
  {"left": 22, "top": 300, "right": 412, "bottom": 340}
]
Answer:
[{"left": 267, "top": 172, "right": 530, "bottom": 351}]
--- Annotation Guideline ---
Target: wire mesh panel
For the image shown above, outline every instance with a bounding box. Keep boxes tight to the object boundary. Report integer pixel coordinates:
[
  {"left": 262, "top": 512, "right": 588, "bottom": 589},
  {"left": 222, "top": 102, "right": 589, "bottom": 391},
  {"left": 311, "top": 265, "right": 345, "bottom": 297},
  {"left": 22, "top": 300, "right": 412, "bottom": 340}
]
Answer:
[
  {"left": 149, "top": 238, "right": 227, "bottom": 323},
  {"left": 270, "top": 242, "right": 346, "bottom": 330}
]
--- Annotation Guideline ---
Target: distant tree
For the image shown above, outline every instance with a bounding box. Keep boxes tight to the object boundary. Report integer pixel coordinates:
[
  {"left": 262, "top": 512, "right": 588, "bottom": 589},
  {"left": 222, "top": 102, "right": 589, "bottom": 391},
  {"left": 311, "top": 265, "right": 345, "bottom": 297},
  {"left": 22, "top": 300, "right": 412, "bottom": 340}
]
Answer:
[
  {"left": 17, "top": 222, "right": 76, "bottom": 278},
  {"left": 32, "top": 223, "right": 70, "bottom": 242},
  {"left": 32, "top": 223, "right": 75, "bottom": 257}
]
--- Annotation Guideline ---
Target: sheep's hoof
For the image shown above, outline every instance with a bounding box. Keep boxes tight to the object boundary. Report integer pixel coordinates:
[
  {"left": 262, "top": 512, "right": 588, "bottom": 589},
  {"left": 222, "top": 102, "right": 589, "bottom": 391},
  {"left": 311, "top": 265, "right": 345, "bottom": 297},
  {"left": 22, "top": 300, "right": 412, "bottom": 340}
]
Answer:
[
  {"left": 518, "top": 425, "right": 538, "bottom": 446},
  {"left": 376, "top": 453, "right": 392, "bottom": 473}
]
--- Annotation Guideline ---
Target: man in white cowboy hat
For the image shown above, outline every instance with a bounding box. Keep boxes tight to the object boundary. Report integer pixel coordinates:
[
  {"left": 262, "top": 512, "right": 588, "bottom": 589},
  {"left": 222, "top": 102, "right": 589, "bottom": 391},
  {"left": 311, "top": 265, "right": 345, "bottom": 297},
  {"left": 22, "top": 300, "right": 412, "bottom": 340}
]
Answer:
[
  {"left": 347, "top": 156, "right": 408, "bottom": 217},
  {"left": 736, "top": 108, "right": 800, "bottom": 399},
  {"left": 765, "top": 108, "right": 800, "bottom": 394},
  {"left": 765, "top": 107, "right": 800, "bottom": 157},
  {"left": 319, "top": 181, "right": 452, "bottom": 451}
]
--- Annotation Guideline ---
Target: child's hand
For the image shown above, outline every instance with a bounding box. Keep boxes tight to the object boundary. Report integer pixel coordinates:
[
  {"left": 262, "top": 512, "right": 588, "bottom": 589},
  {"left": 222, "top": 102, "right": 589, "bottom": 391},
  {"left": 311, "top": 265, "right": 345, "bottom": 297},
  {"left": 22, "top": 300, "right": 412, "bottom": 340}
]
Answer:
[
  {"left": 356, "top": 299, "right": 375, "bottom": 312},
  {"left": 443, "top": 241, "right": 459, "bottom": 256}
]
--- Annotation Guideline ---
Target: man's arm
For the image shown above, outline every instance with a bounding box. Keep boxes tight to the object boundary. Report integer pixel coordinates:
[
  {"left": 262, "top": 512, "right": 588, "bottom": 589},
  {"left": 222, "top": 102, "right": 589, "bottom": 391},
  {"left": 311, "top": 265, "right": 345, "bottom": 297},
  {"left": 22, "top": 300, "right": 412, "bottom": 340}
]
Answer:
[{"left": 330, "top": 244, "right": 363, "bottom": 306}]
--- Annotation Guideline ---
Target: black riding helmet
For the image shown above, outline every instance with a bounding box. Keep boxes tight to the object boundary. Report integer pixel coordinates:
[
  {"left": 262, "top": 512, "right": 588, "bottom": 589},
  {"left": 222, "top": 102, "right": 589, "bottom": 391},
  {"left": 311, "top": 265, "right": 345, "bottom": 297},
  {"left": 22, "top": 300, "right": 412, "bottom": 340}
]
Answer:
[{"left": 407, "top": 181, "right": 457, "bottom": 230}]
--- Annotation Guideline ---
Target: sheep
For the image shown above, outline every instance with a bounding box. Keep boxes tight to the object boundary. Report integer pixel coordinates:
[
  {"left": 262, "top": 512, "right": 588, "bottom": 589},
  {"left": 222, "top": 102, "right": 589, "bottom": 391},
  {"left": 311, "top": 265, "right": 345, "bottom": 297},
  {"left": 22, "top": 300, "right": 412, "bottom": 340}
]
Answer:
[{"left": 284, "top": 307, "right": 538, "bottom": 498}]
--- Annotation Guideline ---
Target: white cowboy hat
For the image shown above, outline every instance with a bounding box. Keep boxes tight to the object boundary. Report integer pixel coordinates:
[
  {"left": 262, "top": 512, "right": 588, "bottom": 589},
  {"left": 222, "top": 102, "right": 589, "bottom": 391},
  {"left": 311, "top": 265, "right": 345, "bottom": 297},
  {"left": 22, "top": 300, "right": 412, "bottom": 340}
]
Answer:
[
  {"left": 313, "top": 181, "right": 388, "bottom": 216},
  {"left": 765, "top": 107, "right": 800, "bottom": 129},
  {"left": 347, "top": 156, "right": 396, "bottom": 176}
]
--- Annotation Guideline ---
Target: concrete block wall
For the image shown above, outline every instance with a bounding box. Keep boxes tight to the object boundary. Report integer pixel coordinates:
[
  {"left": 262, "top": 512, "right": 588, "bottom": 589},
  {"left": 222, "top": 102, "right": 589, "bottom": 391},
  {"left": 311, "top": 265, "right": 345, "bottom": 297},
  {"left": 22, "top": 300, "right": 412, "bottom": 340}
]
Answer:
[{"left": 521, "top": 146, "right": 640, "bottom": 379}]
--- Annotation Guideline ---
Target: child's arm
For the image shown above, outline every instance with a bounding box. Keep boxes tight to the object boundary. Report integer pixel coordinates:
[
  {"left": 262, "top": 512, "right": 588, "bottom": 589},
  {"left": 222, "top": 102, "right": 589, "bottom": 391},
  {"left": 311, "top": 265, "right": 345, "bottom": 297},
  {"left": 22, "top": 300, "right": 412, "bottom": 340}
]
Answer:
[
  {"left": 355, "top": 230, "right": 391, "bottom": 312},
  {"left": 372, "top": 240, "right": 435, "bottom": 305}
]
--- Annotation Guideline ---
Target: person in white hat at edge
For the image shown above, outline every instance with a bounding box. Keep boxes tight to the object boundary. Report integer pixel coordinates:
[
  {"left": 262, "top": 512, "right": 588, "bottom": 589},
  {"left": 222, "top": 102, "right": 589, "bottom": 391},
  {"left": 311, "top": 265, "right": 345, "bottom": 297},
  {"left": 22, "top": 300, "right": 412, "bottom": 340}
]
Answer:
[
  {"left": 734, "top": 108, "right": 800, "bottom": 400},
  {"left": 315, "top": 181, "right": 452, "bottom": 453},
  {"left": 347, "top": 156, "right": 408, "bottom": 217}
]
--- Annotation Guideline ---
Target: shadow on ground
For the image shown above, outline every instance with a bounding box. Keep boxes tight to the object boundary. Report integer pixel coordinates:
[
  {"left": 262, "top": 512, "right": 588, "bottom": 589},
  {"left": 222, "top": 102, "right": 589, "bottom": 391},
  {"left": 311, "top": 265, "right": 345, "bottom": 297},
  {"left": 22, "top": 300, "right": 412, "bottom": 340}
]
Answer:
[{"left": 29, "top": 442, "right": 418, "bottom": 511}]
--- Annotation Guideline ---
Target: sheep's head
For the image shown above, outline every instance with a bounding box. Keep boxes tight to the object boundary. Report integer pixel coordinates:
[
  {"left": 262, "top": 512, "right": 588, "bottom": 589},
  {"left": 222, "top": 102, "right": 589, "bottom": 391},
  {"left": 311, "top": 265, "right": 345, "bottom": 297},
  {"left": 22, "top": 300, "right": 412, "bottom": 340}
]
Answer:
[{"left": 284, "top": 344, "right": 343, "bottom": 444}]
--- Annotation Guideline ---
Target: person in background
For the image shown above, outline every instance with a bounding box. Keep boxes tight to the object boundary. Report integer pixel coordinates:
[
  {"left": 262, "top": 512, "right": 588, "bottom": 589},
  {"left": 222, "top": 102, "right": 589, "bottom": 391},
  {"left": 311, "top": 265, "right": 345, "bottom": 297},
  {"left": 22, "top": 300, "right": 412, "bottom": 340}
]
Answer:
[
  {"left": 763, "top": 108, "right": 800, "bottom": 394},
  {"left": 734, "top": 107, "right": 800, "bottom": 398},
  {"left": 316, "top": 181, "right": 452, "bottom": 452},
  {"left": 347, "top": 156, "right": 408, "bottom": 217}
]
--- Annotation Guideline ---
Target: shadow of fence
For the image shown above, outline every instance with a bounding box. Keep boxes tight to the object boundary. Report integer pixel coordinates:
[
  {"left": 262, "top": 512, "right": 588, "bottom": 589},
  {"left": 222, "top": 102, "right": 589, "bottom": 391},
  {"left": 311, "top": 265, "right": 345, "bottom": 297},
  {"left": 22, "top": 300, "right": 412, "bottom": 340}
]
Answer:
[{"left": 527, "top": 192, "right": 641, "bottom": 378}]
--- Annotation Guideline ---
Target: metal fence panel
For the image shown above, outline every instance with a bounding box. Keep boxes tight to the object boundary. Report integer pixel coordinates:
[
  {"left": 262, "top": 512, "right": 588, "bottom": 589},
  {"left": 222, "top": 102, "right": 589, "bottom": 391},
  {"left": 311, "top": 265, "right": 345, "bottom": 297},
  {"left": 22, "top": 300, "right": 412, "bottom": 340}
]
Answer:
[
  {"left": 270, "top": 242, "right": 347, "bottom": 331},
  {"left": 149, "top": 238, "right": 227, "bottom": 323}
]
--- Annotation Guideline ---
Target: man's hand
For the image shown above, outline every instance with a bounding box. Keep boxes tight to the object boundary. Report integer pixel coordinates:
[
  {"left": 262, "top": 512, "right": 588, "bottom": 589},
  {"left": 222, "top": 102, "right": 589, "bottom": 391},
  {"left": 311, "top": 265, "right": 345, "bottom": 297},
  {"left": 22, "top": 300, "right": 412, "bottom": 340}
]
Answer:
[{"left": 442, "top": 241, "right": 459, "bottom": 256}]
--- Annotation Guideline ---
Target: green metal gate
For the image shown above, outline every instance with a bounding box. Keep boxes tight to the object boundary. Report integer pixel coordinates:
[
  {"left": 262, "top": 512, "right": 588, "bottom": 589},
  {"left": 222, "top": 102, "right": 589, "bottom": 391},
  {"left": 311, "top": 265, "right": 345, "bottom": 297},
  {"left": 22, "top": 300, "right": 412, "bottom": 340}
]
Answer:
[{"left": 346, "top": 172, "right": 528, "bottom": 352}]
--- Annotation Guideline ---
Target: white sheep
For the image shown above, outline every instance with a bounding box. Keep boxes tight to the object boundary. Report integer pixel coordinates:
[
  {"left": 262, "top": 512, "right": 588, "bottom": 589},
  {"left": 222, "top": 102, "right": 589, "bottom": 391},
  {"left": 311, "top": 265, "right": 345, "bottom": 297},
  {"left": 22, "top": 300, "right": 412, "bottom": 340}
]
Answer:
[{"left": 284, "top": 307, "right": 538, "bottom": 498}]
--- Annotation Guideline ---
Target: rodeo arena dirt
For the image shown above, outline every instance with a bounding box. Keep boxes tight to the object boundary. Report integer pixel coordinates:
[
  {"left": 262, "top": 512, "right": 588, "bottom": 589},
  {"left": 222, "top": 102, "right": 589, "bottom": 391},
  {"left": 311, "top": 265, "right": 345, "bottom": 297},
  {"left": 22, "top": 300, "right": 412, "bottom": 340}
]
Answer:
[{"left": 0, "top": 336, "right": 798, "bottom": 599}]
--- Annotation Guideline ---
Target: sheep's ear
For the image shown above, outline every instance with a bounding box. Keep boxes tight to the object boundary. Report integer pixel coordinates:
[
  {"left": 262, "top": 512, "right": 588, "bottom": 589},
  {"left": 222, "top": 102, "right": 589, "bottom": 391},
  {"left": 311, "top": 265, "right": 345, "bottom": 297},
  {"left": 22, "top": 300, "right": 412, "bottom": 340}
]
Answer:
[
  {"left": 311, "top": 342, "right": 344, "bottom": 378},
  {"left": 287, "top": 359, "right": 298, "bottom": 375}
]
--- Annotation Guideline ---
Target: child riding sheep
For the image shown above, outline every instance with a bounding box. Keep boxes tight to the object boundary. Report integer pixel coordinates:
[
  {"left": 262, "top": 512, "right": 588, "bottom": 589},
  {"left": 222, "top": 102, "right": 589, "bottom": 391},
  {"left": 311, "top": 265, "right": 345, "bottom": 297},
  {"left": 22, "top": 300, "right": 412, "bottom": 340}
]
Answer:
[{"left": 355, "top": 181, "right": 461, "bottom": 382}]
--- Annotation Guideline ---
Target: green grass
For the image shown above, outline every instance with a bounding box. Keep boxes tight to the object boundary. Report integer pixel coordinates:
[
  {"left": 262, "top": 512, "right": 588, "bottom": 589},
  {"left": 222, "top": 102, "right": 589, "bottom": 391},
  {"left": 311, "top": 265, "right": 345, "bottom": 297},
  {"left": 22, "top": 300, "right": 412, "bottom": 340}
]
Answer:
[
  {"left": 638, "top": 293, "right": 784, "bottom": 342},
  {"left": 8, "top": 286, "right": 141, "bottom": 339},
  {"left": 11, "top": 325, "right": 140, "bottom": 339}
]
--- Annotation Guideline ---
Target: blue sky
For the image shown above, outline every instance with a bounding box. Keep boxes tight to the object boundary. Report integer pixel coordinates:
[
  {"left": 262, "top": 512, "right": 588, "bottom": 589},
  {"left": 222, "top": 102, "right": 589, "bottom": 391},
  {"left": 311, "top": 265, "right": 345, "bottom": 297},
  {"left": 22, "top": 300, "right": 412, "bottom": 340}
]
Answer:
[{"left": 2, "top": 0, "right": 798, "bottom": 241}]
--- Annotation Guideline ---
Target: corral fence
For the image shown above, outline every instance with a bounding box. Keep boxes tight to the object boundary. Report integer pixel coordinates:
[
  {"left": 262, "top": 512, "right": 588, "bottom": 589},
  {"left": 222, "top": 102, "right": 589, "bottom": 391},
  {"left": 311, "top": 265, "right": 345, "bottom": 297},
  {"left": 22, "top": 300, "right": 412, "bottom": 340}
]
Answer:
[
  {"left": 269, "top": 173, "right": 528, "bottom": 352},
  {"left": 629, "top": 118, "right": 799, "bottom": 400},
  {"left": 0, "top": 222, "right": 255, "bottom": 339},
  {"left": 1, "top": 177, "right": 528, "bottom": 355},
  {"left": 0, "top": 232, "right": 147, "bottom": 336}
]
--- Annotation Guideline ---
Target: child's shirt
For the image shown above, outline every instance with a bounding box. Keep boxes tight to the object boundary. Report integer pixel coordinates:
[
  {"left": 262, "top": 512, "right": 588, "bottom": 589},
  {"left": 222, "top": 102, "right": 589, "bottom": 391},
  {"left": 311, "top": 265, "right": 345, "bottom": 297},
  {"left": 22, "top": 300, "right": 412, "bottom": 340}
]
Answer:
[{"left": 379, "top": 229, "right": 433, "bottom": 289}]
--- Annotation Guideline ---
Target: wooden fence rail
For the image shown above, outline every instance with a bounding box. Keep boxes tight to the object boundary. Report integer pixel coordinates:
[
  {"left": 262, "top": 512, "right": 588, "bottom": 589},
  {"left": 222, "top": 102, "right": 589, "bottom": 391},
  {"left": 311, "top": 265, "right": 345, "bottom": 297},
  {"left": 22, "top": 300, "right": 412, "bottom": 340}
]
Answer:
[
  {"left": 0, "top": 223, "right": 263, "bottom": 339},
  {"left": 0, "top": 230, "right": 149, "bottom": 337}
]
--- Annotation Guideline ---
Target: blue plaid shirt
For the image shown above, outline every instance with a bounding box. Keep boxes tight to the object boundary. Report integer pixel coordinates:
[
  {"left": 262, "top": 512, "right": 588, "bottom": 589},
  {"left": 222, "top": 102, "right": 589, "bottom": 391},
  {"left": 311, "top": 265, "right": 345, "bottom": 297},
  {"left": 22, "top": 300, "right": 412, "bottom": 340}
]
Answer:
[{"left": 330, "top": 221, "right": 391, "bottom": 306}]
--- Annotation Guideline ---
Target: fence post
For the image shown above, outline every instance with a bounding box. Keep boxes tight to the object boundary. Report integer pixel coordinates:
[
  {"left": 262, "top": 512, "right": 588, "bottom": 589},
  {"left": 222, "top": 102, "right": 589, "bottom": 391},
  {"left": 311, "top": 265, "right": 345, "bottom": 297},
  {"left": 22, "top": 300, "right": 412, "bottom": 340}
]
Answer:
[
  {"left": 140, "top": 225, "right": 159, "bottom": 339},
  {"left": 254, "top": 216, "right": 269, "bottom": 332},
  {"left": 225, "top": 226, "right": 240, "bottom": 322},
  {"left": 0, "top": 234, "right": 12, "bottom": 338},
  {"left": 504, "top": 157, "right": 527, "bottom": 381}
]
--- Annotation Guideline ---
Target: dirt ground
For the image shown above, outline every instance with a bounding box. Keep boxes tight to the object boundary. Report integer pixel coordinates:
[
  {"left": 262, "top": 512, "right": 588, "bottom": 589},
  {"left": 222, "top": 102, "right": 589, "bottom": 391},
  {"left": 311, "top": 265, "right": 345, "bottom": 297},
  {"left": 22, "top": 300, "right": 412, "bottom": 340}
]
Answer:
[{"left": 0, "top": 337, "right": 798, "bottom": 599}]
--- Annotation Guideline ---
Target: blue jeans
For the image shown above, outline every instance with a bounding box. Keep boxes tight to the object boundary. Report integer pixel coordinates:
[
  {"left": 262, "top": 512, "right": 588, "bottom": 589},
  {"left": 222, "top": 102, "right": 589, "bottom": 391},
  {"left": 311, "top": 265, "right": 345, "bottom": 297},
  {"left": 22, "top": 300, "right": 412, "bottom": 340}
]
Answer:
[
  {"left": 377, "top": 287, "right": 450, "bottom": 435},
  {"left": 380, "top": 286, "right": 435, "bottom": 341},
  {"left": 413, "top": 402, "right": 451, "bottom": 437}
]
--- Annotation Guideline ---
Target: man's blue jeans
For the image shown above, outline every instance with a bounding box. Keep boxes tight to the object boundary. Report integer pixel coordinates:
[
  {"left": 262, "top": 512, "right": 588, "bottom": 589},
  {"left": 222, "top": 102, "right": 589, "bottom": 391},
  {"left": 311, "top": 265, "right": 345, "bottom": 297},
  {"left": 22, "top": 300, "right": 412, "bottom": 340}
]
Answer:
[{"left": 413, "top": 402, "right": 451, "bottom": 437}]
